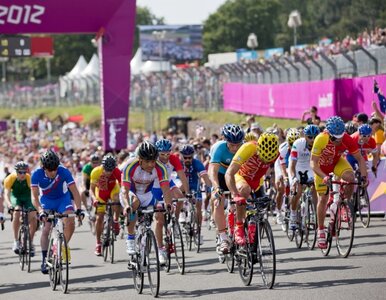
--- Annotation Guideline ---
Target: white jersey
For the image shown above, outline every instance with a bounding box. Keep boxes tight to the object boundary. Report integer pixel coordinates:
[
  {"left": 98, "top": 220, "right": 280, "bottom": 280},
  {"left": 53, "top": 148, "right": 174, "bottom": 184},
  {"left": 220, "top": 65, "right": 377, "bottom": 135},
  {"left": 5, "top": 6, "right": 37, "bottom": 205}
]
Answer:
[
  {"left": 289, "top": 138, "right": 314, "bottom": 183},
  {"left": 274, "top": 142, "right": 290, "bottom": 181}
]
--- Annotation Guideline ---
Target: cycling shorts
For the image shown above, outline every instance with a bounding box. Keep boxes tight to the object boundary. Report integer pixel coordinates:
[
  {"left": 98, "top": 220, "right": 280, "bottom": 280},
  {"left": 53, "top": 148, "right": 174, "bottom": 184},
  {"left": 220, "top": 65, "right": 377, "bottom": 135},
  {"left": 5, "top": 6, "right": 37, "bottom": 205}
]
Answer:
[
  {"left": 10, "top": 196, "right": 35, "bottom": 211},
  {"left": 235, "top": 173, "right": 264, "bottom": 191},
  {"left": 41, "top": 196, "right": 74, "bottom": 214},
  {"left": 314, "top": 157, "right": 353, "bottom": 195},
  {"left": 95, "top": 184, "right": 121, "bottom": 214}
]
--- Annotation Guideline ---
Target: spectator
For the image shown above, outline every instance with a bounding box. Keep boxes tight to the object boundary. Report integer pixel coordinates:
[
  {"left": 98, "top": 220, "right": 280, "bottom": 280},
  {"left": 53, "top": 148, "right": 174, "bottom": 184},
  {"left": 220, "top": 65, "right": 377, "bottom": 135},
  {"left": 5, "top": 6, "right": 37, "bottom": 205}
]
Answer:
[
  {"left": 301, "top": 106, "right": 321, "bottom": 125},
  {"left": 369, "top": 117, "right": 384, "bottom": 154},
  {"left": 250, "top": 122, "right": 264, "bottom": 137},
  {"left": 353, "top": 112, "right": 369, "bottom": 125},
  {"left": 245, "top": 115, "right": 256, "bottom": 133}
]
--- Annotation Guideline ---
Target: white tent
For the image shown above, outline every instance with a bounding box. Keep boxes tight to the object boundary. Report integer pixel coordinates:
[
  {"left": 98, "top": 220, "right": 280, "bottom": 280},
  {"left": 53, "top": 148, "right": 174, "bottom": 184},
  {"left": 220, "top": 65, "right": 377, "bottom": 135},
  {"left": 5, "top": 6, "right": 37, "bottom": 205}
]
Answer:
[
  {"left": 141, "top": 60, "right": 171, "bottom": 73},
  {"left": 131, "top": 48, "right": 143, "bottom": 75},
  {"left": 81, "top": 53, "right": 99, "bottom": 77},
  {"left": 66, "top": 55, "right": 88, "bottom": 79}
]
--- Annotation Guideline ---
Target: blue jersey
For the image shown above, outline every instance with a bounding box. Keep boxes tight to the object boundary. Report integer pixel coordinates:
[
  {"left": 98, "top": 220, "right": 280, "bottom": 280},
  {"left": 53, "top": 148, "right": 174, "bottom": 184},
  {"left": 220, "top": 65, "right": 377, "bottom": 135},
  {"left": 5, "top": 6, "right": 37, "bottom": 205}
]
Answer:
[
  {"left": 31, "top": 165, "right": 75, "bottom": 202},
  {"left": 183, "top": 158, "right": 207, "bottom": 191},
  {"left": 210, "top": 141, "right": 235, "bottom": 174}
]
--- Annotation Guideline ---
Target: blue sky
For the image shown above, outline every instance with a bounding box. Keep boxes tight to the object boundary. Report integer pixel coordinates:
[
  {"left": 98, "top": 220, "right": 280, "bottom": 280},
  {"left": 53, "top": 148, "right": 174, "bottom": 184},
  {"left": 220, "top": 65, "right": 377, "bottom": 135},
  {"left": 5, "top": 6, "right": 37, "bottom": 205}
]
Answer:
[{"left": 137, "top": 0, "right": 227, "bottom": 24}]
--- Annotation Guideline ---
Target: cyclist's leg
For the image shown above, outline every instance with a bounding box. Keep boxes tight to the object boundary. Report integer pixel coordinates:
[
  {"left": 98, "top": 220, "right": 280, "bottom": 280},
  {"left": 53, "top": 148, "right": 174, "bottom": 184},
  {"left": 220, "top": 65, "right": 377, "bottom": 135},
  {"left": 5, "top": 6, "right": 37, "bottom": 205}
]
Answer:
[
  {"left": 10, "top": 196, "right": 21, "bottom": 241},
  {"left": 58, "top": 196, "right": 75, "bottom": 243},
  {"left": 127, "top": 193, "right": 140, "bottom": 235},
  {"left": 111, "top": 184, "right": 121, "bottom": 222},
  {"left": 23, "top": 199, "right": 37, "bottom": 241},
  {"left": 195, "top": 193, "right": 203, "bottom": 227},
  {"left": 81, "top": 189, "right": 89, "bottom": 211},
  {"left": 234, "top": 174, "right": 250, "bottom": 245},
  {"left": 171, "top": 183, "right": 184, "bottom": 220},
  {"left": 334, "top": 158, "right": 355, "bottom": 199}
]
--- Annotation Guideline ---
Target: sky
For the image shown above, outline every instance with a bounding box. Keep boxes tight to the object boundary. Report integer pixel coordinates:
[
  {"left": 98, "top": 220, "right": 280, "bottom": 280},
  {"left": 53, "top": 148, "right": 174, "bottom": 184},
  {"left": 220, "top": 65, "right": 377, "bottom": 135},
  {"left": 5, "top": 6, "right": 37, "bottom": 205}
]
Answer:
[{"left": 136, "top": 0, "right": 227, "bottom": 24}]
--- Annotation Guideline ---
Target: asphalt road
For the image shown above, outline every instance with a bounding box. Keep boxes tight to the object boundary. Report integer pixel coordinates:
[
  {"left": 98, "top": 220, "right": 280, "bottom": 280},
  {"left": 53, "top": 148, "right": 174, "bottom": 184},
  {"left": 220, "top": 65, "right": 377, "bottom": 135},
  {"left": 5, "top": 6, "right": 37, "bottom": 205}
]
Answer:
[{"left": 1, "top": 216, "right": 386, "bottom": 299}]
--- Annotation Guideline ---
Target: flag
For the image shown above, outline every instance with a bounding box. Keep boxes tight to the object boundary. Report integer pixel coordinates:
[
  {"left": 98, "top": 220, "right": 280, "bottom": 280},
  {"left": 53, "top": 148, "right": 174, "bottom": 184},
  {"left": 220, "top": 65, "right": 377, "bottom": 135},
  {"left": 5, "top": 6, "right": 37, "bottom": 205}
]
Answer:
[{"left": 374, "top": 80, "right": 386, "bottom": 113}]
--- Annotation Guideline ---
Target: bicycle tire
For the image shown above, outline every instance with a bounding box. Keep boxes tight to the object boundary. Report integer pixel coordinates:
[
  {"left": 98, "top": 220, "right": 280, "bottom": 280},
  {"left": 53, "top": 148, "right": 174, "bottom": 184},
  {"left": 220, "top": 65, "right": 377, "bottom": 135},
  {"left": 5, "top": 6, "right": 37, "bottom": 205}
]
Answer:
[
  {"left": 146, "top": 230, "right": 160, "bottom": 297},
  {"left": 18, "top": 227, "right": 25, "bottom": 271},
  {"left": 25, "top": 228, "right": 32, "bottom": 273},
  {"left": 132, "top": 251, "right": 144, "bottom": 294},
  {"left": 172, "top": 221, "right": 185, "bottom": 275},
  {"left": 358, "top": 189, "right": 370, "bottom": 228},
  {"left": 102, "top": 219, "right": 110, "bottom": 262},
  {"left": 237, "top": 225, "right": 253, "bottom": 286},
  {"left": 47, "top": 237, "right": 58, "bottom": 290},
  {"left": 336, "top": 201, "right": 355, "bottom": 258},
  {"left": 258, "top": 220, "right": 276, "bottom": 289},
  {"left": 163, "top": 223, "right": 171, "bottom": 273},
  {"left": 59, "top": 237, "right": 69, "bottom": 294},
  {"left": 110, "top": 231, "right": 115, "bottom": 264},
  {"left": 225, "top": 235, "right": 235, "bottom": 273},
  {"left": 305, "top": 198, "right": 317, "bottom": 250},
  {"left": 294, "top": 205, "right": 303, "bottom": 249}
]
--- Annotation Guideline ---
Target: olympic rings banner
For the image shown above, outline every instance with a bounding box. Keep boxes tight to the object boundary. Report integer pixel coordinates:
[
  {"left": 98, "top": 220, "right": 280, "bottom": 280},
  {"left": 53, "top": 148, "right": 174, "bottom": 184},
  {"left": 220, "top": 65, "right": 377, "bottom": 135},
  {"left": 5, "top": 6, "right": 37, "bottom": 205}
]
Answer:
[{"left": 0, "top": 0, "right": 136, "bottom": 151}]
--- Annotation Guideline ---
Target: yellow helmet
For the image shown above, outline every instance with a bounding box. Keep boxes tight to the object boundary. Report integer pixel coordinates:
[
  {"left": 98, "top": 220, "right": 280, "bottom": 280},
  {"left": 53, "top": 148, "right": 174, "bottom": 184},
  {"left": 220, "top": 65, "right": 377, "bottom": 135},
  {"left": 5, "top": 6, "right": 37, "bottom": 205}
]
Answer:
[
  {"left": 286, "top": 128, "right": 300, "bottom": 145},
  {"left": 257, "top": 133, "right": 279, "bottom": 162},
  {"left": 244, "top": 132, "right": 258, "bottom": 142}
]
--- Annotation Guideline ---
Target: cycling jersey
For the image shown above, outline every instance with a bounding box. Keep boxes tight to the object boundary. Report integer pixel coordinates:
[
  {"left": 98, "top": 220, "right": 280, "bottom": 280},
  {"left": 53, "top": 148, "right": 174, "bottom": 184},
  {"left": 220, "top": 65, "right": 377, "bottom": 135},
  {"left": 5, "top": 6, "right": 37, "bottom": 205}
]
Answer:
[
  {"left": 346, "top": 132, "right": 377, "bottom": 169},
  {"left": 232, "top": 141, "right": 277, "bottom": 190},
  {"left": 90, "top": 166, "right": 121, "bottom": 202},
  {"left": 210, "top": 141, "right": 235, "bottom": 174},
  {"left": 311, "top": 131, "right": 359, "bottom": 174},
  {"left": 82, "top": 163, "right": 93, "bottom": 176},
  {"left": 122, "top": 157, "right": 168, "bottom": 206},
  {"left": 274, "top": 141, "right": 290, "bottom": 181},
  {"left": 152, "top": 153, "right": 182, "bottom": 189},
  {"left": 182, "top": 158, "right": 207, "bottom": 199},
  {"left": 4, "top": 173, "right": 34, "bottom": 210},
  {"left": 290, "top": 138, "right": 314, "bottom": 182}
]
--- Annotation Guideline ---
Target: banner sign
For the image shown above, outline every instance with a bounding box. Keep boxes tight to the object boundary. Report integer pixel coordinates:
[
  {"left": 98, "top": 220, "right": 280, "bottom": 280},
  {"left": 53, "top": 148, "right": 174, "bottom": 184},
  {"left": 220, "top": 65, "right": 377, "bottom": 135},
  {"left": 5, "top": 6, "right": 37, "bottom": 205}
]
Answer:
[{"left": 0, "top": 0, "right": 136, "bottom": 151}]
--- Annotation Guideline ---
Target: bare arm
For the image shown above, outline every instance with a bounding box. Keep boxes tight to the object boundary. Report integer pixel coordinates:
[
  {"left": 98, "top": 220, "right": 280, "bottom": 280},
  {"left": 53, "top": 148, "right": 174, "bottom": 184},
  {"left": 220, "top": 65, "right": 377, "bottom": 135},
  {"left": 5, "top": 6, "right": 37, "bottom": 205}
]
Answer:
[
  {"left": 4, "top": 189, "right": 12, "bottom": 208},
  {"left": 289, "top": 159, "right": 297, "bottom": 180},
  {"left": 310, "top": 155, "right": 326, "bottom": 179},
  {"left": 208, "top": 163, "right": 221, "bottom": 189},
  {"left": 31, "top": 186, "right": 42, "bottom": 213},
  {"left": 225, "top": 162, "right": 241, "bottom": 197},
  {"left": 200, "top": 173, "right": 212, "bottom": 188},
  {"left": 352, "top": 152, "right": 368, "bottom": 178},
  {"left": 176, "top": 170, "right": 190, "bottom": 194},
  {"left": 161, "top": 184, "right": 172, "bottom": 207},
  {"left": 68, "top": 184, "right": 81, "bottom": 210},
  {"left": 90, "top": 182, "right": 97, "bottom": 201},
  {"left": 372, "top": 100, "right": 384, "bottom": 121}
]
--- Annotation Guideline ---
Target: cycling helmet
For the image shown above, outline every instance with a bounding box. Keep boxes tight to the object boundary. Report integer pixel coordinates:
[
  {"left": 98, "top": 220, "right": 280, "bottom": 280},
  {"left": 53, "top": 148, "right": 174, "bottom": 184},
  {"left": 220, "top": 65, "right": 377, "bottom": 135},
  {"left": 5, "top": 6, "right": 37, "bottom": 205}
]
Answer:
[
  {"left": 286, "top": 128, "right": 300, "bottom": 145},
  {"left": 221, "top": 124, "right": 245, "bottom": 144},
  {"left": 257, "top": 133, "right": 279, "bottom": 162},
  {"left": 138, "top": 141, "right": 159, "bottom": 160},
  {"left": 358, "top": 124, "right": 372, "bottom": 136},
  {"left": 326, "top": 116, "right": 345, "bottom": 137},
  {"left": 14, "top": 161, "right": 28, "bottom": 172},
  {"left": 345, "top": 121, "right": 358, "bottom": 135},
  {"left": 101, "top": 154, "right": 117, "bottom": 171},
  {"left": 91, "top": 153, "right": 100, "bottom": 162},
  {"left": 303, "top": 125, "right": 320, "bottom": 137},
  {"left": 244, "top": 132, "right": 258, "bottom": 142},
  {"left": 40, "top": 150, "right": 60, "bottom": 170},
  {"left": 180, "top": 144, "right": 195, "bottom": 156},
  {"left": 155, "top": 139, "right": 172, "bottom": 152}
]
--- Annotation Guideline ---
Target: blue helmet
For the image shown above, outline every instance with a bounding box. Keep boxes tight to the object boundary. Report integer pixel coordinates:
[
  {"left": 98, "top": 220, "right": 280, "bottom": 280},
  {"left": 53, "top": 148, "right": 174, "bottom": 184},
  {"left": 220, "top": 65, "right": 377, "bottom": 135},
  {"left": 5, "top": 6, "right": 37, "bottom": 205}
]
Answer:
[
  {"left": 180, "top": 144, "right": 195, "bottom": 156},
  {"left": 326, "top": 116, "right": 345, "bottom": 137},
  {"left": 222, "top": 124, "right": 245, "bottom": 144},
  {"left": 155, "top": 139, "right": 172, "bottom": 152},
  {"left": 358, "top": 124, "right": 372, "bottom": 136},
  {"left": 303, "top": 125, "right": 320, "bottom": 137}
]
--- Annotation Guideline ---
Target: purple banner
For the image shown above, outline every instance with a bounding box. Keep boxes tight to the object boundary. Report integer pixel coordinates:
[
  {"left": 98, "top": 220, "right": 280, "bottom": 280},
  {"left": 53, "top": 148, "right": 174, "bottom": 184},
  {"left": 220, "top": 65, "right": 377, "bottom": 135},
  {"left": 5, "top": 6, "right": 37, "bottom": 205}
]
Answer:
[
  {"left": 224, "top": 74, "right": 386, "bottom": 121},
  {"left": 0, "top": 0, "right": 136, "bottom": 151},
  {"left": 367, "top": 159, "right": 386, "bottom": 213}
]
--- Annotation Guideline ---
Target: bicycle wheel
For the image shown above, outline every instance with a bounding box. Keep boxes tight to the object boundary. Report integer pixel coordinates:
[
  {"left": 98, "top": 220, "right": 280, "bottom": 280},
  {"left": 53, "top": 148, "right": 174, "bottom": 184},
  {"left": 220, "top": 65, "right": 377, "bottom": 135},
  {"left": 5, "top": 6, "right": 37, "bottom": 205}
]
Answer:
[
  {"left": 321, "top": 211, "right": 333, "bottom": 257},
  {"left": 25, "top": 229, "right": 32, "bottom": 273},
  {"left": 294, "top": 207, "right": 303, "bottom": 249},
  {"left": 47, "top": 238, "right": 58, "bottom": 291},
  {"left": 145, "top": 230, "right": 160, "bottom": 297},
  {"left": 131, "top": 251, "right": 144, "bottom": 294},
  {"left": 237, "top": 226, "right": 253, "bottom": 286},
  {"left": 59, "top": 237, "right": 70, "bottom": 293},
  {"left": 163, "top": 223, "right": 171, "bottom": 273},
  {"left": 258, "top": 220, "right": 276, "bottom": 289},
  {"left": 102, "top": 220, "right": 110, "bottom": 262},
  {"left": 18, "top": 227, "right": 25, "bottom": 271},
  {"left": 285, "top": 210, "right": 294, "bottom": 241},
  {"left": 172, "top": 221, "right": 185, "bottom": 275},
  {"left": 336, "top": 201, "right": 355, "bottom": 258},
  {"left": 193, "top": 220, "right": 201, "bottom": 253},
  {"left": 358, "top": 189, "right": 370, "bottom": 228},
  {"left": 109, "top": 231, "right": 115, "bottom": 264},
  {"left": 305, "top": 199, "right": 317, "bottom": 250},
  {"left": 225, "top": 236, "right": 235, "bottom": 273}
]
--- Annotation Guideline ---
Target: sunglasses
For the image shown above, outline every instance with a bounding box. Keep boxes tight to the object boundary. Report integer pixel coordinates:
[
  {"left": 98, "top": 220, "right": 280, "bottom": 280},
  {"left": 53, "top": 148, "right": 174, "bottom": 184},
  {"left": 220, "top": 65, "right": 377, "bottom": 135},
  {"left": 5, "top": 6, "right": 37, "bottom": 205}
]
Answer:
[
  {"left": 17, "top": 171, "right": 27, "bottom": 175},
  {"left": 183, "top": 156, "right": 193, "bottom": 160},
  {"left": 306, "top": 135, "right": 316, "bottom": 140},
  {"left": 360, "top": 135, "right": 371, "bottom": 138}
]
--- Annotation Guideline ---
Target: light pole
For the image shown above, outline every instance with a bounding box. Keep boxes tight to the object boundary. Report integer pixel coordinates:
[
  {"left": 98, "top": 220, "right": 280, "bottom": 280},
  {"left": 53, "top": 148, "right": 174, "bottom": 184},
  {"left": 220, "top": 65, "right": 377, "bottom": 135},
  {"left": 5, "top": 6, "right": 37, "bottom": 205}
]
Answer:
[
  {"left": 287, "top": 10, "right": 302, "bottom": 47},
  {"left": 152, "top": 30, "right": 166, "bottom": 70}
]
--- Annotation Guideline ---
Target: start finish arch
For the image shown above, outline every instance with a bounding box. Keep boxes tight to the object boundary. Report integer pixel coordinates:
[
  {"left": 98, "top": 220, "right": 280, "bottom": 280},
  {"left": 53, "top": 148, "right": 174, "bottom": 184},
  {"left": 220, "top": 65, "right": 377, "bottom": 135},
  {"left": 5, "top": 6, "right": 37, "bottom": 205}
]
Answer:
[{"left": 0, "top": 0, "right": 136, "bottom": 151}]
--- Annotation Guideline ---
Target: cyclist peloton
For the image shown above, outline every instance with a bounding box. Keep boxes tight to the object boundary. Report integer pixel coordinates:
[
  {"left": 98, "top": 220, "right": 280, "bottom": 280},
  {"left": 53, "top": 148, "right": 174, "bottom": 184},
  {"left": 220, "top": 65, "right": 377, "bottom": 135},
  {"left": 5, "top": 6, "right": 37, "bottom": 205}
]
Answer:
[
  {"left": 81, "top": 153, "right": 101, "bottom": 211},
  {"left": 31, "top": 150, "right": 83, "bottom": 274},
  {"left": 288, "top": 125, "right": 320, "bottom": 230},
  {"left": 310, "top": 116, "right": 368, "bottom": 249},
  {"left": 225, "top": 133, "right": 279, "bottom": 245},
  {"left": 274, "top": 128, "right": 301, "bottom": 225},
  {"left": 121, "top": 141, "right": 173, "bottom": 264},
  {"left": 90, "top": 154, "right": 122, "bottom": 256},
  {"left": 208, "top": 124, "right": 244, "bottom": 253},
  {"left": 4, "top": 161, "right": 37, "bottom": 255},
  {"left": 179, "top": 144, "right": 212, "bottom": 244}
]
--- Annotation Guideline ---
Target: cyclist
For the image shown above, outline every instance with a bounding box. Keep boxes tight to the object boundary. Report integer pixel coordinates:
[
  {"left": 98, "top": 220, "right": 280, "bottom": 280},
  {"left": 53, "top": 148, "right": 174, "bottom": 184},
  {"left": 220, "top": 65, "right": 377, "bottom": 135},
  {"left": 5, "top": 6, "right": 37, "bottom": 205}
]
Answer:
[
  {"left": 31, "top": 150, "right": 83, "bottom": 274},
  {"left": 152, "top": 139, "right": 190, "bottom": 223},
  {"left": 121, "top": 141, "right": 173, "bottom": 261},
  {"left": 209, "top": 124, "right": 244, "bottom": 253},
  {"left": 274, "top": 128, "right": 300, "bottom": 225},
  {"left": 347, "top": 124, "right": 379, "bottom": 176},
  {"left": 179, "top": 144, "right": 212, "bottom": 245},
  {"left": 225, "top": 133, "right": 279, "bottom": 245},
  {"left": 90, "top": 154, "right": 122, "bottom": 256},
  {"left": 310, "top": 116, "right": 368, "bottom": 249},
  {"left": 288, "top": 125, "right": 320, "bottom": 230},
  {"left": 81, "top": 153, "right": 101, "bottom": 211},
  {"left": 4, "top": 161, "right": 37, "bottom": 255}
]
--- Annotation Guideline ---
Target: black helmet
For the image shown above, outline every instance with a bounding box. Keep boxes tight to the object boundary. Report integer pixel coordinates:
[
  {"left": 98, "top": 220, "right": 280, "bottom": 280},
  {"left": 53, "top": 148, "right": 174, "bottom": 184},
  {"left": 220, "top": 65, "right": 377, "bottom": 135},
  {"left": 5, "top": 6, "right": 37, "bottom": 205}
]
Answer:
[
  {"left": 345, "top": 121, "right": 358, "bottom": 135},
  {"left": 40, "top": 150, "right": 60, "bottom": 170},
  {"left": 14, "top": 161, "right": 28, "bottom": 172},
  {"left": 101, "top": 154, "right": 117, "bottom": 171},
  {"left": 138, "top": 141, "right": 159, "bottom": 160},
  {"left": 180, "top": 144, "right": 195, "bottom": 156},
  {"left": 91, "top": 153, "right": 100, "bottom": 162}
]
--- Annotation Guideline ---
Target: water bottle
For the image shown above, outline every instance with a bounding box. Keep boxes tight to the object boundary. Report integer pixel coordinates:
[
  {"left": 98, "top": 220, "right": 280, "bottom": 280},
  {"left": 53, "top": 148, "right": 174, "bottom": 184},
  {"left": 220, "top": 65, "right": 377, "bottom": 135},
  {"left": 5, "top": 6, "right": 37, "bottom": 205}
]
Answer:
[
  {"left": 247, "top": 220, "right": 256, "bottom": 244},
  {"left": 228, "top": 210, "right": 235, "bottom": 236}
]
